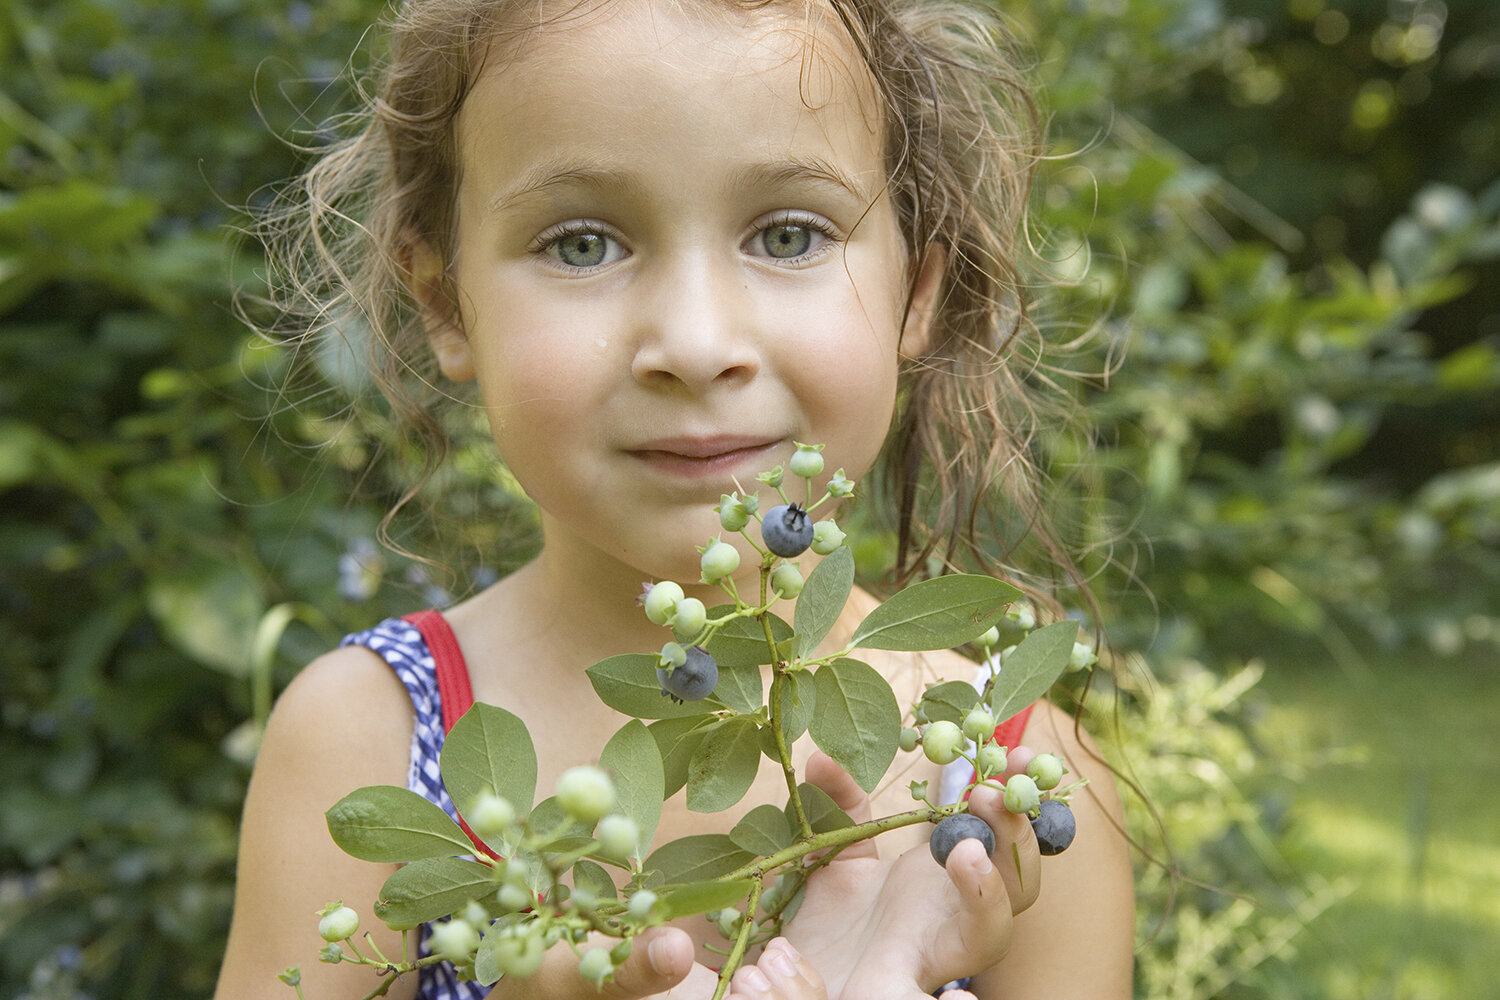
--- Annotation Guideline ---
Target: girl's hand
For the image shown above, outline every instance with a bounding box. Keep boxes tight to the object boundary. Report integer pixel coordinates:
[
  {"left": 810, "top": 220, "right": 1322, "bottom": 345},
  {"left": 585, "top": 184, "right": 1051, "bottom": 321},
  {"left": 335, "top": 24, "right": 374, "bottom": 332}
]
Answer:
[
  {"left": 490, "top": 925, "right": 719, "bottom": 1000},
  {"left": 725, "top": 938, "right": 826, "bottom": 1000},
  {"left": 780, "top": 753, "right": 1043, "bottom": 1000}
]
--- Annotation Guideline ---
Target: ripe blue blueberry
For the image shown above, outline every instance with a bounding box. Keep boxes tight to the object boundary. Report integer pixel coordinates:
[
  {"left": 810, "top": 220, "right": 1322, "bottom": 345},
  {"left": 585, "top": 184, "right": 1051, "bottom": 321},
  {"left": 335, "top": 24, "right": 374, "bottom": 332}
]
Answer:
[
  {"left": 657, "top": 645, "right": 718, "bottom": 702},
  {"left": 1030, "top": 798, "right": 1076, "bottom": 855},
  {"left": 928, "top": 813, "right": 997, "bottom": 866},
  {"left": 761, "top": 504, "right": 814, "bottom": 557}
]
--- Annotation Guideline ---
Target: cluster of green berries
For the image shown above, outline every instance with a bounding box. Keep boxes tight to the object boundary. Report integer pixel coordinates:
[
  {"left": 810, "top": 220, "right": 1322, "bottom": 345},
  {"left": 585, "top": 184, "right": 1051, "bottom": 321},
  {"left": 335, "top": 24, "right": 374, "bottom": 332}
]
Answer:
[{"left": 642, "top": 443, "right": 851, "bottom": 703}]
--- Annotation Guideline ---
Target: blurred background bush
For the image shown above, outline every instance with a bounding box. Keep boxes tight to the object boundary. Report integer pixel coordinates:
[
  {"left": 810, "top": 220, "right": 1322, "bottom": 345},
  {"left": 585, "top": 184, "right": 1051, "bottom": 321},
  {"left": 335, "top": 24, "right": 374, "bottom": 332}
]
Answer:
[{"left": 1, "top": 1, "right": 1495, "bottom": 997}]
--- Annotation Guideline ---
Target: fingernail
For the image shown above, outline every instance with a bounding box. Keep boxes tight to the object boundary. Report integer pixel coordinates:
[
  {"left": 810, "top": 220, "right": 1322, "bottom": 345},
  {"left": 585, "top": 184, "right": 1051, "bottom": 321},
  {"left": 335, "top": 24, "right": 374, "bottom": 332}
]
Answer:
[
  {"left": 765, "top": 944, "right": 796, "bottom": 978},
  {"left": 647, "top": 936, "right": 671, "bottom": 974}
]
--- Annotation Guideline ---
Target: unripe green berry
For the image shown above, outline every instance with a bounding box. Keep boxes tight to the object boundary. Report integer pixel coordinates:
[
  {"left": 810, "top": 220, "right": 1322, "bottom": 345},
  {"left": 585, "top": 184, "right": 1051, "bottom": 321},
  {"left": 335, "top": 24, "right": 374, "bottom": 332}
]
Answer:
[
  {"left": 610, "top": 939, "right": 634, "bottom": 965},
  {"left": 789, "top": 442, "right": 825, "bottom": 478},
  {"left": 899, "top": 726, "right": 921, "bottom": 753},
  {"left": 468, "top": 791, "right": 515, "bottom": 840},
  {"left": 1006, "top": 603, "right": 1036, "bottom": 630},
  {"left": 670, "top": 597, "right": 707, "bottom": 642},
  {"left": 977, "top": 625, "right": 1000, "bottom": 649},
  {"left": 717, "top": 493, "right": 751, "bottom": 532},
  {"left": 700, "top": 540, "right": 740, "bottom": 583},
  {"left": 556, "top": 766, "right": 616, "bottom": 824},
  {"left": 579, "top": 947, "right": 613, "bottom": 986},
  {"left": 626, "top": 889, "right": 658, "bottom": 921},
  {"left": 643, "top": 581, "right": 684, "bottom": 627},
  {"left": 463, "top": 901, "right": 491, "bottom": 929},
  {"left": 317, "top": 903, "right": 359, "bottom": 943},
  {"left": 319, "top": 943, "right": 344, "bottom": 964},
  {"left": 496, "top": 882, "right": 533, "bottom": 913},
  {"left": 771, "top": 563, "right": 804, "bottom": 598},
  {"left": 826, "top": 469, "right": 854, "bottom": 497},
  {"left": 596, "top": 814, "right": 640, "bottom": 860},
  {"left": 1026, "top": 752, "right": 1067, "bottom": 791},
  {"left": 1002, "top": 773, "right": 1041, "bottom": 815},
  {"left": 810, "top": 519, "right": 846, "bottom": 555},
  {"left": 714, "top": 908, "right": 743, "bottom": 940},
  {"left": 962, "top": 707, "right": 996, "bottom": 743},
  {"left": 758, "top": 465, "right": 784, "bottom": 487},
  {"left": 976, "top": 743, "right": 1008, "bottom": 778},
  {"left": 658, "top": 641, "right": 688, "bottom": 670},
  {"left": 1069, "top": 641, "right": 1098, "bottom": 672},
  {"left": 922, "top": 720, "right": 964, "bottom": 765},
  {"left": 490, "top": 932, "right": 545, "bottom": 979},
  {"left": 429, "top": 919, "right": 481, "bottom": 963}
]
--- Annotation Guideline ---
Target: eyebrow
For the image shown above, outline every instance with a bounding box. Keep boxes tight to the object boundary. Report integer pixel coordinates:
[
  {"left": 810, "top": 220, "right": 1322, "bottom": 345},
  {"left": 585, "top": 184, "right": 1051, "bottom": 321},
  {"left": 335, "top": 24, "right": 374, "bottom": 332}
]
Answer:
[{"left": 485, "top": 153, "right": 876, "bottom": 214}]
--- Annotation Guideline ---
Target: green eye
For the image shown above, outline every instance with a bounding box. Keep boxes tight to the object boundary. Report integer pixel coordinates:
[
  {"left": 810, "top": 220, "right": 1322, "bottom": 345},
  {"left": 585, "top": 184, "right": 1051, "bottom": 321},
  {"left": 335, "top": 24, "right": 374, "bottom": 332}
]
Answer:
[
  {"left": 760, "top": 224, "right": 813, "bottom": 259},
  {"left": 552, "top": 232, "right": 610, "bottom": 267}
]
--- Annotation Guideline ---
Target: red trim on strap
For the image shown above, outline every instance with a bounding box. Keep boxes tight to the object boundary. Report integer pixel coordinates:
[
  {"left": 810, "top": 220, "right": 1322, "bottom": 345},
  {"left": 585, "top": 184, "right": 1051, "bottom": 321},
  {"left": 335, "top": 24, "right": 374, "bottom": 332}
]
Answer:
[{"left": 401, "top": 610, "right": 502, "bottom": 862}]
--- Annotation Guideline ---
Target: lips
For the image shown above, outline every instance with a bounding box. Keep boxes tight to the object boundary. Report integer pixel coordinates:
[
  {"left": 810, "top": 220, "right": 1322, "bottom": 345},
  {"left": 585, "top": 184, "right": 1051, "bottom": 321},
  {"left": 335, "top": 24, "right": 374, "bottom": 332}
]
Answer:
[{"left": 626, "top": 435, "right": 784, "bottom": 478}]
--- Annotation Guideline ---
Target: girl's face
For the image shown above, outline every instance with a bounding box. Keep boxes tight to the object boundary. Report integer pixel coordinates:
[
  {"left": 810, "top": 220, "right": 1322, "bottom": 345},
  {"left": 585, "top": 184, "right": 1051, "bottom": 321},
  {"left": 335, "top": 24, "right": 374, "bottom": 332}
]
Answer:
[{"left": 422, "top": 0, "right": 939, "bottom": 584}]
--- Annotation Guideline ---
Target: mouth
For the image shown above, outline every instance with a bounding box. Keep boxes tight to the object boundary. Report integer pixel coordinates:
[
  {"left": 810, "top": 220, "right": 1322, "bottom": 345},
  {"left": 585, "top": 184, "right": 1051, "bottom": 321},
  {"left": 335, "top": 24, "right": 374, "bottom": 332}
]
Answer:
[{"left": 626, "top": 436, "right": 785, "bottom": 478}]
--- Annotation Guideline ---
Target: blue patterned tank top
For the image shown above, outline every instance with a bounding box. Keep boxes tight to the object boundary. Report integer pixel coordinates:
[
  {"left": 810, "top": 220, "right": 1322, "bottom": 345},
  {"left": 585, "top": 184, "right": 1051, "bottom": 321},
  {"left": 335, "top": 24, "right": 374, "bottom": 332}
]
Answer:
[{"left": 341, "top": 615, "right": 488, "bottom": 1000}]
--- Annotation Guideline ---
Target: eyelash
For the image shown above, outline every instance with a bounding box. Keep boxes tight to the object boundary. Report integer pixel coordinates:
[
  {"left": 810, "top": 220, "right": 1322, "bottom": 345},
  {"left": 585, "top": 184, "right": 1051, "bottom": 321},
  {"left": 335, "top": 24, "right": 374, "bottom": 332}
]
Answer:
[{"left": 529, "top": 212, "right": 844, "bottom": 271}]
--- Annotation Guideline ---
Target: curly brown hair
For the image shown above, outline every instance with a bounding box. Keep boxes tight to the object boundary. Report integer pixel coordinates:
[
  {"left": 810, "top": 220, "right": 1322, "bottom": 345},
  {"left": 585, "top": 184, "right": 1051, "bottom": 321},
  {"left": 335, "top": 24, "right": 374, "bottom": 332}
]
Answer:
[{"left": 251, "top": 0, "right": 1089, "bottom": 601}]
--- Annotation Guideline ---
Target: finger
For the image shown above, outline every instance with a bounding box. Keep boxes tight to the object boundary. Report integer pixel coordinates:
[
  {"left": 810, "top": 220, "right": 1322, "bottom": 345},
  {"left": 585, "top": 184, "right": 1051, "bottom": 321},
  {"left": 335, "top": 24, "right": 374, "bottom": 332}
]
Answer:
[
  {"left": 804, "top": 750, "right": 877, "bottom": 859},
  {"left": 934, "top": 991, "right": 978, "bottom": 1000},
  {"left": 599, "top": 926, "right": 696, "bottom": 999},
  {"left": 761, "top": 938, "right": 825, "bottom": 997},
  {"left": 729, "top": 962, "right": 777, "bottom": 998},
  {"left": 1001, "top": 743, "right": 1035, "bottom": 781},
  {"left": 966, "top": 781, "right": 1041, "bottom": 913},
  {"left": 942, "top": 837, "right": 1016, "bottom": 973}
]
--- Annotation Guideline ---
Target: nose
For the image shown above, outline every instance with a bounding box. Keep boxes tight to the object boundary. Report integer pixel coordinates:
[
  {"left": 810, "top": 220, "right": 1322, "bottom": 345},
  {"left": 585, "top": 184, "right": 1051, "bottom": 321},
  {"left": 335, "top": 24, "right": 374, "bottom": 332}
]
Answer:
[{"left": 630, "top": 252, "right": 760, "bottom": 393}]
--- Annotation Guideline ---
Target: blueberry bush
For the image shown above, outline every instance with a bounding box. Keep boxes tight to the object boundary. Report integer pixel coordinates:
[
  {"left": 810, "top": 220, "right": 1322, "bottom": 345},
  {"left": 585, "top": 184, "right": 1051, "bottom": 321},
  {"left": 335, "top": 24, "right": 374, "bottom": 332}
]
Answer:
[{"left": 2, "top": 0, "right": 1496, "bottom": 997}]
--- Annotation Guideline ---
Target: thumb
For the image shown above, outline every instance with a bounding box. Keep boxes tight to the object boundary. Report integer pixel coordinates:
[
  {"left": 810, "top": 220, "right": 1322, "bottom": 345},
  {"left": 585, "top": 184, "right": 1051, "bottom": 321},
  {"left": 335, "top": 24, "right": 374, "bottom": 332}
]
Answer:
[
  {"left": 804, "top": 750, "right": 877, "bottom": 857},
  {"left": 599, "top": 926, "right": 695, "bottom": 999}
]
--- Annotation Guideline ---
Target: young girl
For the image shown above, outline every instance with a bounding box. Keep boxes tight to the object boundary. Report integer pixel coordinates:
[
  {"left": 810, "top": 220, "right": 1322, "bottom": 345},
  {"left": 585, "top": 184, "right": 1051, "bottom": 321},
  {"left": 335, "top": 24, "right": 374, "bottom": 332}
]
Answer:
[{"left": 218, "top": 1, "right": 1134, "bottom": 997}]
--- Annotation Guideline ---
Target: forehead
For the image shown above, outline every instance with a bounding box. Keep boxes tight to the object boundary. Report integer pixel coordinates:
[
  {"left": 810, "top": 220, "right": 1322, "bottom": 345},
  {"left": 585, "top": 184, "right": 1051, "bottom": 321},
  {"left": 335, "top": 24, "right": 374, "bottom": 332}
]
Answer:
[{"left": 457, "top": 0, "right": 886, "bottom": 185}]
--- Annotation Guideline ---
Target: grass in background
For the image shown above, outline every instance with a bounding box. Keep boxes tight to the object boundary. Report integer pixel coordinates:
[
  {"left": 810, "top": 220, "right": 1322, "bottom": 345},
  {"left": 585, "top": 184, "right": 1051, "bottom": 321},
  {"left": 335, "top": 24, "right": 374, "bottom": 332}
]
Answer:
[{"left": 1257, "top": 644, "right": 1500, "bottom": 1000}]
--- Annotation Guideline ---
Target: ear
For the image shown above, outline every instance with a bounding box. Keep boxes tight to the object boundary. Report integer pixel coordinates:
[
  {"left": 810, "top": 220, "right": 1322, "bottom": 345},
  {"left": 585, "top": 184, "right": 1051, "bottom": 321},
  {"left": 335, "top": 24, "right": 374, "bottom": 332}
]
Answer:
[
  {"left": 406, "top": 237, "right": 475, "bottom": 382},
  {"left": 899, "top": 243, "right": 947, "bottom": 361}
]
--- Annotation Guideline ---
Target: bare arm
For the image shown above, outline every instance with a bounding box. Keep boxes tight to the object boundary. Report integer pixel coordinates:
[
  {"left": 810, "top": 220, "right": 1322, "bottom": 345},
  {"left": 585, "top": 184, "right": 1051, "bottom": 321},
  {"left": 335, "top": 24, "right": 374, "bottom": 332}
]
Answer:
[
  {"left": 214, "top": 646, "right": 419, "bottom": 1000},
  {"left": 969, "top": 701, "right": 1135, "bottom": 999}
]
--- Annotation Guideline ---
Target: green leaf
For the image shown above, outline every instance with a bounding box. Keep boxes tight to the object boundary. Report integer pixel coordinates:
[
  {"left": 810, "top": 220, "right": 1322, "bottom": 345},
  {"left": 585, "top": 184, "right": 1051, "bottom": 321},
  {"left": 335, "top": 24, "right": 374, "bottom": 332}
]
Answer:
[
  {"left": 711, "top": 657, "right": 764, "bottom": 715},
  {"left": 918, "top": 680, "right": 985, "bottom": 726},
  {"left": 571, "top": 859, "right": 619, "bottom": 902},
  {"left": 847, "top": 575, "right": 1019, "bottom": 651},
  {"left": 808, "top": 658, "right": 900, "bottom": 792},
  {"left": 686, "top": 716, "right": 762, "bottom": 813},
  {"left": 600, "top": 719, "right": 664, "bottom": 856},
  {"left": 587, "top": 654, "right": 708, "bottom": 719},
  {"left": 705, "top": 608, "right": 794, "bottom": 667},
  {"left": 146, "top": 563, "right": 264, "bottom": 676},
  {"left": 441, "top": 704, "right": 537, "bottom": 820},
  {"left": 793, "top": 546, "right": 854, "bottom": 657},
  {"left": 656, "top": 879, "right": 757, "bottom": 920},
  {"left": 326, "top": 786, "right": 476, "bottom": 862},
  {"left": 648, "top": 716, "right": 718, "bottom": 799},
  {"left": 645, "top": 834, "right": 755, "bottom": 882},
  {"left": 759, "top": 669, "right": 815, "bottom": 759},
  {"left": 988, "top": 620, "right": 1078, "bottom": 723},
  {"left": 730, "top": 804, "right": 793, "bottom": 855},
  {"left": 373, "top": 857, "right": 497, "bottom": 928},
  {"left": 785, "top": 782, "right": 853, "bottom": 835}
]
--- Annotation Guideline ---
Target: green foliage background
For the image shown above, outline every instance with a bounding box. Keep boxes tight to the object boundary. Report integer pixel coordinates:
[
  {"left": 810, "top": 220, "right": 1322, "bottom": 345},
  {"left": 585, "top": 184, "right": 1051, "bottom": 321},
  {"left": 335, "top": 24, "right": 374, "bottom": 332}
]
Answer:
[{"left": 1, "top": 0, "right": 1495, "bottom": 997}]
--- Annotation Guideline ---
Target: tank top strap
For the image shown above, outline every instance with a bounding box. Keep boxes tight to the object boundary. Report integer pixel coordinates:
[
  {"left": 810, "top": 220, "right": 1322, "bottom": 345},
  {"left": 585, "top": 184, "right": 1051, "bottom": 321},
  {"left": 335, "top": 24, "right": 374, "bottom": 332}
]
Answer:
[{"left": 399, "top": 610, "right": 499, "bottom": 863}]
